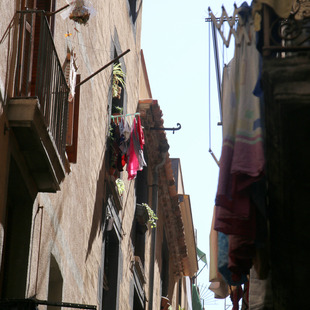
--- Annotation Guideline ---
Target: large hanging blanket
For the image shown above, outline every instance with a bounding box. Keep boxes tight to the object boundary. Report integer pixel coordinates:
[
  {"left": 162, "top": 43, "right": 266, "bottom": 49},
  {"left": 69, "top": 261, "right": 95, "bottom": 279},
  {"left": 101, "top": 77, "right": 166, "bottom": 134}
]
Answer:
[{"left": 214, "top": 3, "right": 265, "bottom": 284}]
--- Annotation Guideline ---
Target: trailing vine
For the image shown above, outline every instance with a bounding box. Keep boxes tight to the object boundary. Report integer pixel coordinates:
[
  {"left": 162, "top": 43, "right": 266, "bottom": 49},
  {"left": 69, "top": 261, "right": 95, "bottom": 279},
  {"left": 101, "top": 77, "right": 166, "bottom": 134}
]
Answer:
[{"left": 142, "top": 203, "right": 158, "bottom": 228}]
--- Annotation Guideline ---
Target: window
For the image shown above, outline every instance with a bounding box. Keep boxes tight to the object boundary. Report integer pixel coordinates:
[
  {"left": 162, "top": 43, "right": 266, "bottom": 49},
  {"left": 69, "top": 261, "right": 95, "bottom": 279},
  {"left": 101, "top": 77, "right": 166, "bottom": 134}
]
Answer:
[
  {"left": 101, "top": 190, "right": 122, "bottom": 310},
  {"left": 102, "top": 229, "right": 119, "bottom": 310},
  {"left": 109, "top": 49, "right": 126, "bottom": 178},
  {"left": 128, "top": 0, "right": 137, "bottom": 23},
  {"left": 0, "top": 157, "right": 33, "bottom": 298},
  {"left": 47, "top": 255, "right": 63, "bottom": 310},
  {"left": 178, "top": 278, "right": 182, "bottom": 307},
  {"left": 161, "top": 232, "right": 169, "bottom": 297},
  {"left": 130, "top": 166, "right": 149, "bottom": 309},
  {"left": 111, "top": 49, "right": 126, "bottom": 116},
  {"left": 133, "top": 287, "right": 144, "bottom": 310},
  {"left": 133, "top": 166, "right": 149, "bottom": 265}
]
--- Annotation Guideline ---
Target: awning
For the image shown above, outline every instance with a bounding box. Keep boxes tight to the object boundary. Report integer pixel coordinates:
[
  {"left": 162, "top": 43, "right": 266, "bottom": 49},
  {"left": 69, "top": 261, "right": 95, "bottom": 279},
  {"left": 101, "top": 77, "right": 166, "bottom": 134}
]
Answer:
[
  {"left": 192, "top": 284, "right": 203, "bottom": 310},
  {"left": 197, "top": 247, "right": 207, "bottom": 265}
]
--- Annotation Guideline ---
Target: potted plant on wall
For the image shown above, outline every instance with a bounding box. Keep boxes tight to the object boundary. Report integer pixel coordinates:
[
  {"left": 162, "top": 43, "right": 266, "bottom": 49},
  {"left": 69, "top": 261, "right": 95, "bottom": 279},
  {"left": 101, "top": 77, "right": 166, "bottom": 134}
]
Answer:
[
  {"left": 59, "top": 0, "right": 95, "bottom": 26},
  {"left": 115, "top": 178, "right": 125, "bottom": 196},
  {"left": 135, "top": 203, "right": 158, "bottom": 229},
  {"left": 112, "top": 63, "right": 125, "bottom": 99}
]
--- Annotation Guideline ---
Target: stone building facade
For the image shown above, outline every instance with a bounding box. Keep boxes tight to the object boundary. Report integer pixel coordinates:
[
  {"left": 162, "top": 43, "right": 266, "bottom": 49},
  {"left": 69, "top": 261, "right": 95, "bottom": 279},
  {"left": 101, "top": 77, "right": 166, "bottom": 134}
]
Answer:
[{"left": 0, "top": 1, "right": 198, "bottom": 309}]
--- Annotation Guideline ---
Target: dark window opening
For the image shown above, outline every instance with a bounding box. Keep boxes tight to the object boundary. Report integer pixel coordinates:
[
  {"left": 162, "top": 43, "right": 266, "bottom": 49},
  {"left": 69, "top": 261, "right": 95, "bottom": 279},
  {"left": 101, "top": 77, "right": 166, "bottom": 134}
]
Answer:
[
  {"left": 161, "top": 231, "right": 169, "bottom": 297},
  {"left": 128, "top": 0, "right": 137, "bottom": 23},
  {"left": 47, "top": 255, "right": 63, "bottom": 310},
  {"left": 109, "top": 48, "right": 126, "bottom": 179},
  {"left": 132, "top": 220, "right": 146, "bottom": 266},
  {"left": 111, "top": 50, "right": 125, "bottom": 116},
  {"left": 0, "top": 157, "right": 33, "bottom": 298},
  {"left": 133, "top": 288, "right": 144, "bottom": 310},
  {"left": 133, "top": 164, "right": 149, "bottom": 266},
  {"left": 178, "top": 279, "right": 182, "bottom": 306},
  {"left": 135, "top": 159, "right": 148, "bottom": 204},
  {"left": 102, "top": 229, "right": 119, "bottom": 309}
]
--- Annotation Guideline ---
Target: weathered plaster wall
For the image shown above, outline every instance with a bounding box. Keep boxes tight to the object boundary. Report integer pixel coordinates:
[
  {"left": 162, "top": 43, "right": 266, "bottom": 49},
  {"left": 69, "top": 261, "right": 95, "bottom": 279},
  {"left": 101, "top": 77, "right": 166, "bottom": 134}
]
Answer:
[
  {"left": 0, "top": 1, "right": 193, "bottom": 309},
  {"left": 0, "top": 0, "right": 20, "bottom": 284},
  {"left": 0, "top": 0, "right": 16, "bottom": 102},
  {"left": 19, "top": 0, "right": 144, "bottom": 308}
]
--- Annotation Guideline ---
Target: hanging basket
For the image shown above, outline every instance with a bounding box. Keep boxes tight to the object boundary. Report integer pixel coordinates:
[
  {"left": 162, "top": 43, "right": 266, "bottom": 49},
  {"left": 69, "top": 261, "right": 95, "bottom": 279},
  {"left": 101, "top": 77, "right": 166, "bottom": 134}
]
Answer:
[
  {"left": 135, "top": 204, "right": 149, "bottom": 226},
  {"left": 61, "top": 0, "right": 95, "bottom": 26}
]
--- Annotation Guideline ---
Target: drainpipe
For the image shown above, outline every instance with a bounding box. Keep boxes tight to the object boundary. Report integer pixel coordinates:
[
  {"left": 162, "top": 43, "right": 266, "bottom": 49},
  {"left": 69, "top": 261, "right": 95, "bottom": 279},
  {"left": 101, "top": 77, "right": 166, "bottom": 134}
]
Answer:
[{"left": 148, "top": 151, "right": 167, "bottom": 310}]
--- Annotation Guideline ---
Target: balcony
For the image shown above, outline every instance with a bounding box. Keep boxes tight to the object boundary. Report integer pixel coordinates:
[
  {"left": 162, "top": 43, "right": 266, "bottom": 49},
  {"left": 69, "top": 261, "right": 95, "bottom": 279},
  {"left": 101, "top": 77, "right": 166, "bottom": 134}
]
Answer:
[
  {"left": 8, "top": 10, "right": 69, "bottom": 192},
  {"left": 261, "top": 3, "right": 310, "bottom": 308},
  {"left": 262, "top": 3, "right": 310, "bottom": 57}
]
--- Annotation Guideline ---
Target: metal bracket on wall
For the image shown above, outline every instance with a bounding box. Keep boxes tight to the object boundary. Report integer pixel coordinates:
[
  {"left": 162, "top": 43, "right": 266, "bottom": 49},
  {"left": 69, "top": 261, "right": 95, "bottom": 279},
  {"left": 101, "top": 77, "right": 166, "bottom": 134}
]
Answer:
[
  {"left": 45, "top": 4, "right": 70, "bottom": 16},
  {"left": 75, "top": 49, "right": 131, "bottom": 88},
  {"left": 150, "top": 123, "right": 181, "bottom": 134},
  {"left": 34, "top": 299, "right": 97, "bottom": 309},
  {"left": 209, "top": 148, "right": 220, "bottom": 167}
]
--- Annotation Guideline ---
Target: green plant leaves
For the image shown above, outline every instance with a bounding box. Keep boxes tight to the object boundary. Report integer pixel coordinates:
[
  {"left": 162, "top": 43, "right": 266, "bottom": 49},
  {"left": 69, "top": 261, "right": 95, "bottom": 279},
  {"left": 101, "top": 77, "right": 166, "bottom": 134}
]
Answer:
[
  {"left": 112, "top": 63, "right": 126, "bottom": 98},
  {"left": 142, "top": 203, "right": 158, "bottom": 228},
  {"left": 116, "top": 178, "right": 125, "bottom": 196}
]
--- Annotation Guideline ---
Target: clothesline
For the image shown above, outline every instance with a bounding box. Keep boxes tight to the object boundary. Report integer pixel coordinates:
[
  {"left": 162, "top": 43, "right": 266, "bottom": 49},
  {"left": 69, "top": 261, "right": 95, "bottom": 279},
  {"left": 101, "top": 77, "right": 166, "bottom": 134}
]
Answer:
[
  {"left": 111, "top": 112, "right": 140, "bottom": 119},
  {"left": 111, "top": 112, "right": 140, "bottom": 125},
  {"left": 206, "top": 4, "right": 251, "bottom": 48},
  {"left": 110, "top": 113, "right": 146, "bottom": 180}
]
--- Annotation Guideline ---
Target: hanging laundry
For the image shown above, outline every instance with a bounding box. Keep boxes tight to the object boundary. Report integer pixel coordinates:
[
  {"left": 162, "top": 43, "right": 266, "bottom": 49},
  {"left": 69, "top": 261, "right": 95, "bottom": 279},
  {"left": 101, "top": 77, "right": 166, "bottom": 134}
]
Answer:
[
  {"left": 217, "top": 232, "right": 248, "bottom": 286},
  {"left": 214, "top": 2, "right": 265, "bottom": 285},
  {"left": 62, "top": 48, "right": 77, "bottom": 102},
  {"left": 249, "top": 267, "right": 273, "bottom": 309},
  {"left": 110, "top": 113, "right": 146, "bottom": 180},
  {"left": 126, "top": 116, "right": 146, "bottom": 180},
  {"left": 209, "top": 206, "right": 229, "bottom": 298},
  {"left": 230, "top": 285, "right": 243, "bottom": 310},
  {"left": 109, "top": 122, "right": 126, "bottom": 173},
  {"left": 119, "top": 117, "right": 131, "bottom": 154}
]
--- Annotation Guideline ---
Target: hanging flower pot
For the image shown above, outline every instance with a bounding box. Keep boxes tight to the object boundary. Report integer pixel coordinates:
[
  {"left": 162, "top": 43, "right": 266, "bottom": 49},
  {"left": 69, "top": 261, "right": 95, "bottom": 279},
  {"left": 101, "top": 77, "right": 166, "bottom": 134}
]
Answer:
[
  {"left": 135, "top": 204, "right": 149, "bottom": 226},
  {"left": 135, "top": 203, "right": 158, "bottom": 228},
  {"left": 61, "top": 0, "right": 95, "bottom": 26}
]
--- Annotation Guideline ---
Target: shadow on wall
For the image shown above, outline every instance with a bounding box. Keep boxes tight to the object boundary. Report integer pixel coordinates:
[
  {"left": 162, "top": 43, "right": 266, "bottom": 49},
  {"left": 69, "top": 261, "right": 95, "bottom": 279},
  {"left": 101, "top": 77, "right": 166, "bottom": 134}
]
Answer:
[
  {"left": 0, "top": 89, "right": 4, "bottom": 107},
  {"left": 85, "top": 156, "right": 108, "bottom": 261}
]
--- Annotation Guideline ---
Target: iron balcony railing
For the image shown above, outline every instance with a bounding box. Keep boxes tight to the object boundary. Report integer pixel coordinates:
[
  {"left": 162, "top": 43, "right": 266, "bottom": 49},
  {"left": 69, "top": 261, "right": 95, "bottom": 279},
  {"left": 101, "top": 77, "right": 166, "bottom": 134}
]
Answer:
[
  {"left": 14, "top": 10, "right": 69, "bottom": 165},
  {"left": 262, "top": 2, "right": 310, "bottom": 57}
]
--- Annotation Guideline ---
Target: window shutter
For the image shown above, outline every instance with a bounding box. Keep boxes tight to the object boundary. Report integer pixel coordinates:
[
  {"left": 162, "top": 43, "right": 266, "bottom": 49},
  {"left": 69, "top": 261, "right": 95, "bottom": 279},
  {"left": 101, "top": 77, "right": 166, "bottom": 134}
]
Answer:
[{"left": 66, "top": 74, "right": 81, "bottom": 163}]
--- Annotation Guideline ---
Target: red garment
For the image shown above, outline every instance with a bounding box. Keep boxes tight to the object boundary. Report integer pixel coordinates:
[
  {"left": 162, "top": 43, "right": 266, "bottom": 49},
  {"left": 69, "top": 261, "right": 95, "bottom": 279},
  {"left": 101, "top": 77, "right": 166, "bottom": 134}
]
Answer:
[
  {"left": 230, "top": 285, "right": 243, "bottom": 310},
  {"left": 136, "top": 115, "right": 145, "bottom": 147},
  {"left": 126, "top": 116, "right": 146, "bottom": 180},
  {"left": 229, "top": 234, "right": 255, "bottom": 282},
  {"left": 127, "top": 118, "right": 139, "bottom": 180}
]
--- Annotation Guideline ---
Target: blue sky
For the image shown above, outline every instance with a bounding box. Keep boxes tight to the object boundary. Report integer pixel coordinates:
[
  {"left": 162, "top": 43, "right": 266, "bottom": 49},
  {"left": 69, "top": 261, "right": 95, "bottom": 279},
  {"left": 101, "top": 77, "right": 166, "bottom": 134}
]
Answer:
[{"left": 141, "top": 1, "right": 250, "bottom": 308}]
